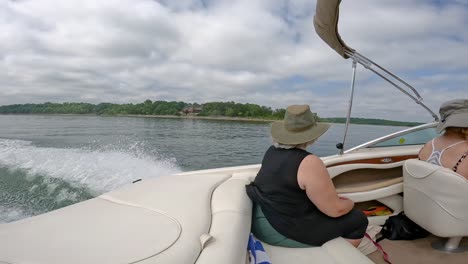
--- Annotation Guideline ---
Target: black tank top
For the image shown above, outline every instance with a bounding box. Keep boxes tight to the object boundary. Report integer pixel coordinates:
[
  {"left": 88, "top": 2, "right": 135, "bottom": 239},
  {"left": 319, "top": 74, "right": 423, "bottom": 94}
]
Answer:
[{"left": 246, "top": 146, "right": 322, "bottom": 235}]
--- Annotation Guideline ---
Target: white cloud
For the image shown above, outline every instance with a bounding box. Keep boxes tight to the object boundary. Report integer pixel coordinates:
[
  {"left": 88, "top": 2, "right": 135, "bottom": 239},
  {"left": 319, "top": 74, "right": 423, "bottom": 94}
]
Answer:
[{"left": 0, "top": 0, "right": 467, "bottom": 122}]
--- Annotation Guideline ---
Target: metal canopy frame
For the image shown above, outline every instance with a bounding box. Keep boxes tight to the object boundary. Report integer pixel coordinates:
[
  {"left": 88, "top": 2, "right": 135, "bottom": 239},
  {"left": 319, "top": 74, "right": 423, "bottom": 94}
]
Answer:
[
  {"left": 338, "top": 50, "right": 439, "bottom": 154},
  {"left": 313, "top": 0, "right": 439, "bottom": 154}
]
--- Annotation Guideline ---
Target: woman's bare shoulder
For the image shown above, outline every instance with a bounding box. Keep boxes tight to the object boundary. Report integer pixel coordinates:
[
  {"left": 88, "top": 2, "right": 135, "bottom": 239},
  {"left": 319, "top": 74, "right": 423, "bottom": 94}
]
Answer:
[
  {"left": 418, "top": 141, "right": 433, "bottom": 160},
  {"left": 301, "top": 154, "right": 324, "bottom": 165},
  {"left": 298, "top": 154, "right": 328, "bottom": 188}
]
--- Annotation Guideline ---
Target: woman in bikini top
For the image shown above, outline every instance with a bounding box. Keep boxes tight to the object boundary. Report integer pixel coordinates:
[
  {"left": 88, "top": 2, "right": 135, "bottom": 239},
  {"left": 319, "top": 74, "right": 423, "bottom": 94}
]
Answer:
[{"left": 418, "top": 99, "right": 468, "bottom": 179}]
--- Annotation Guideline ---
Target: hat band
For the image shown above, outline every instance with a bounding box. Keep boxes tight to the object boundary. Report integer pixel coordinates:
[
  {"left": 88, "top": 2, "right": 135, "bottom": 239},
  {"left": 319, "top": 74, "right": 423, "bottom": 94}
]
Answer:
[{"left": 285, "top": 123, "right": 314, "bottom": 133}]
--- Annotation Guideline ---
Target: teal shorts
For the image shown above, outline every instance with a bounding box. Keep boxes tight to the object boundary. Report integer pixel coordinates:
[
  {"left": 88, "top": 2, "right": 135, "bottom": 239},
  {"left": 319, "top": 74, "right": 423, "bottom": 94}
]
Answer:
[{"left": 251, "top": 204, "right": 312, "bottom": 248}]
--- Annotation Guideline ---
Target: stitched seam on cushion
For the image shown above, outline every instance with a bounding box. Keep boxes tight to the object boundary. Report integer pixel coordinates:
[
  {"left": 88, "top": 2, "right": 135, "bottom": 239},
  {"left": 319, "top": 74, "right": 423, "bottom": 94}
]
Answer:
[{"left": 98, "top": 196, "right": 182, "bottom": 264}]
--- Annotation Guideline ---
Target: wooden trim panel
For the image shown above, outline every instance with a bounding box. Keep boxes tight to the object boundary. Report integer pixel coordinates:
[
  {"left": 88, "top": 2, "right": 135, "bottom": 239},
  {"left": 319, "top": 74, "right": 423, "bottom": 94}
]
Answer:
[{"left": 328, "top": 155, "right": 418, "bottom": 167}]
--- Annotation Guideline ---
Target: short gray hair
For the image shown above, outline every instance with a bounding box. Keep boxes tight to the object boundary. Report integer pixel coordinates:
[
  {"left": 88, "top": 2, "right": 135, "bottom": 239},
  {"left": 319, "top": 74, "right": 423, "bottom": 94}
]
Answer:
[
  {"left": 273, "top": 141, "right": 296, "bottom": 149},
  {"left": 273, "top": 139, "right": 316, "bottom": 150}
]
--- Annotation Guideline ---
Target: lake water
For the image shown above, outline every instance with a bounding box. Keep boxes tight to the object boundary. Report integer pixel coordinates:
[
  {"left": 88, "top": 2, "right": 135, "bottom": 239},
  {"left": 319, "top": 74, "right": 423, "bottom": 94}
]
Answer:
[{"left": 0, "top": 114, "right": 408, "bottom": 223}]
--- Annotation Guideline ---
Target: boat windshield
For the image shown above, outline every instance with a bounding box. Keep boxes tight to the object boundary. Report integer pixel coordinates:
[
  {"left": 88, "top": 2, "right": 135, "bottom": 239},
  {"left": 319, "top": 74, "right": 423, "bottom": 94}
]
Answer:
[
  {"left": 369, "top": 126, "right": 438, "bottom": 148},
  {"left": 344, "top": 123, "right": 438, "bottom": 153}
]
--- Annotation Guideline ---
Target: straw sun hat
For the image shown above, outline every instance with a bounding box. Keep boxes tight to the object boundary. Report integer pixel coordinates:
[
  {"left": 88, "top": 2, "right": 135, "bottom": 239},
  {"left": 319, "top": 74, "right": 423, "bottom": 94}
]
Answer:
[
  {"left": 436, "top": 99, "right": 468, "bottom": 133},
  {"left": 271, "top": 105, "right": 330, "bottom": 145}
]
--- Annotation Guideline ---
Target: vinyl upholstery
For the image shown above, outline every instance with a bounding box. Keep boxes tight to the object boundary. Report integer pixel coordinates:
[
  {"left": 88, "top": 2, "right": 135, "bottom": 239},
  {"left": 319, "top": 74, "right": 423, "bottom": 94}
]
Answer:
[
  {"left": 403, "top": 159, "right": 468, "bottom": 237},
  {"left": 0, "top": 170, "right": 375, "bottom": 264}
]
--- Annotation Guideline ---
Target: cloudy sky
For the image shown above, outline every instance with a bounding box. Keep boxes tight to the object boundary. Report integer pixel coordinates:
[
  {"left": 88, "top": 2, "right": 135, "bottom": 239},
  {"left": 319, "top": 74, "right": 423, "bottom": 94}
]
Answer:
[{"left": 1, "top": 0, "right": 467, "bottom": 121}]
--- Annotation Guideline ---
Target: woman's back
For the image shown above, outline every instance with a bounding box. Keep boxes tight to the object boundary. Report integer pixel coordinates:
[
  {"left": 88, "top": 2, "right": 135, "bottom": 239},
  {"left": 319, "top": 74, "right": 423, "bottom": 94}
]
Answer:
[
  {"left": 252, "top": 146, "right": 319, "bottom": 217},
  {"left": 419, "top": 135, "right": 468, "bottom": 179},
  {"left": 424, "top": 99, "right": 468, "bottom": 179}
]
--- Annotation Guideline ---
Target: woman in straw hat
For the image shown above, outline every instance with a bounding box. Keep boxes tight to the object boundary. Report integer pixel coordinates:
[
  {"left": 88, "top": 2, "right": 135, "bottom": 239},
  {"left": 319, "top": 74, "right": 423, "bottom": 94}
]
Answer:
[
  {"left": 419, "top": 99, "right": 468, "bottom": 179},
  {"left": 246, "top": 104, "right": 368, "bottom": 248}
]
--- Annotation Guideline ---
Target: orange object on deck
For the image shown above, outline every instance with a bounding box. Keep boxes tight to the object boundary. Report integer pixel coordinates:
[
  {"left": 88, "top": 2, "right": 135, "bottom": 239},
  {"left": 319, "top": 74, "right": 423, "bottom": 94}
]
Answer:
[{"left": 363, "top": 206, "right": 393, "bottom": 216}]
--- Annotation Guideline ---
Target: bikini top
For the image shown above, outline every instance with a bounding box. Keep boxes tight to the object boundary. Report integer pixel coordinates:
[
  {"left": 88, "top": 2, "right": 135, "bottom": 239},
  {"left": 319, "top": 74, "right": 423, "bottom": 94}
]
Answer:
[{"left": 426, "top": 138, "right": 468, "bottom": 172}]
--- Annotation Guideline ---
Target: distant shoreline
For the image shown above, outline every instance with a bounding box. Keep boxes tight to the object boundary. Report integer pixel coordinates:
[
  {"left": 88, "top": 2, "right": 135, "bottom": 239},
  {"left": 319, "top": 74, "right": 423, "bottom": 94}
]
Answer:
[
  {"left": 0, "top": 113, "right": 422, "bottom": 126},
  {"left": 0, "top": 101, "right": 424, "bottom": 127},
  {"left": 0, "top": 113, "right": 276, "bottom": 123},
  {"left": 119, "top": 114, "right": 275, "bottom": 123}
]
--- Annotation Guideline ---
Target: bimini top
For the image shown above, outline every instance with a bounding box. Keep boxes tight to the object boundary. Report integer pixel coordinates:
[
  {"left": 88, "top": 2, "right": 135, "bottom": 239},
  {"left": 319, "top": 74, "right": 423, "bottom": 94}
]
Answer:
[{"left": 313, "top": 0, "right": 353, "bottom": 59}]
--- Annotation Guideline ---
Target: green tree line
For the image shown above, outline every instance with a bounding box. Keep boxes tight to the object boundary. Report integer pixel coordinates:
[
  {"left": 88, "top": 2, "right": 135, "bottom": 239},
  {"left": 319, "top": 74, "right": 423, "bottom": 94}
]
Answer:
[
  {"left": 0, "top": 101, "right": 286, "bottom": 119},
  {"left": 198, "top": 101, "right": 285, "bottom": 119},
  {"left": 0, "top": 101, "right": 422, "bottom": 126}
]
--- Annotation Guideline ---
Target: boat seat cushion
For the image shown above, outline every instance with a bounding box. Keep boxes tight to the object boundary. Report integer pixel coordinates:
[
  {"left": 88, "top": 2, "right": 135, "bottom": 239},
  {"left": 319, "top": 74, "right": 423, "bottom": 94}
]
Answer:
[
  {"left": 196, "top": 176, "right": 254, "bottom": 264},
  {"left": 403, "top": 159, "right": 468, "bottom": 237},
  {"left": 0, "top": 173, "right": 231, "bottom": 264},
  {"left": 252, "top": 204, "right": 311, "bottom": 248},
  {"left": 0, "top": 197, "right": 182, "bottom": 264},
  {"left": 263, "top": 237, "right": 375, "bottom": 264},
  {"left": 195, "top": 171, "right": 374, "bottom": 264},
  {"left": 0, "top": 168, "right": 374, "bottom": 264}
]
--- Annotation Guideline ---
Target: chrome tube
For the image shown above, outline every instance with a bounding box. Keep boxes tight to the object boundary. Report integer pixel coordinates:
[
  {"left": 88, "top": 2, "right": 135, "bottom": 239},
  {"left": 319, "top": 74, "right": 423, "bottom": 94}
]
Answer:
[
  {"left": 341, "top": 60, "right": 358, "bottom": 155},
  {"left": 344, "top": 50, "right": 439, "bottom": 122},
  {"left": 352, "top": 52, "right": 422, "bottom": 98}
]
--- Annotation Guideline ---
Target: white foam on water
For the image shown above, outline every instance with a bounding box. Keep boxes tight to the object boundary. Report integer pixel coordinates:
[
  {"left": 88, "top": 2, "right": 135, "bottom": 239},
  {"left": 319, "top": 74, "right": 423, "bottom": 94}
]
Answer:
[
  {"left": 0, "top": 205, "right": 27, "bottom": 223},
  {"left": 55, "top": 189, "right": 79, "bottom": 203},
  {"left": 0, "top": 138, "right": 181, "bottom": 194}
]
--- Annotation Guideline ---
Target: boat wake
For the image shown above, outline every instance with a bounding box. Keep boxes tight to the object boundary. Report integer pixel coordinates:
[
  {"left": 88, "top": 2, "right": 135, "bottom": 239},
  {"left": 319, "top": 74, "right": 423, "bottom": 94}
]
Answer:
[{"left": 0, "top": 138, "right": 181, "bottom": 223}]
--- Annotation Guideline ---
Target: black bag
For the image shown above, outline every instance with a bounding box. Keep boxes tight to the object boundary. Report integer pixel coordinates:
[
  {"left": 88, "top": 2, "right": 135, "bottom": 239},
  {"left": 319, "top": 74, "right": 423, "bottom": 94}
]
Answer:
[{"left": 381, "top": 212, "right": 428, "bottom": 240}]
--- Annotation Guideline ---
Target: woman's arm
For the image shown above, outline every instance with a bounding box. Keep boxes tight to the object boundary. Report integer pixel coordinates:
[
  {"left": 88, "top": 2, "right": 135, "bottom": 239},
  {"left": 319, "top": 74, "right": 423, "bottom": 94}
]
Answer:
[{"left": 297, "top": 155, "right": 354, "bottom": 218}]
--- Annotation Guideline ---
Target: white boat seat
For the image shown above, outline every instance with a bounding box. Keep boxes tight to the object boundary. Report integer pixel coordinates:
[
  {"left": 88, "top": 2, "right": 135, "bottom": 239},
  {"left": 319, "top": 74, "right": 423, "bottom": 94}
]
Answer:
[
  {"left": 0, "top": 170, "right": 375, "bottom": 263},
  {"left": 217, "top": 174, "right": 375, "bottom": 264},
  {"left": 403, "top": 159, "right": 468, "bottom": 252},
  {"left": 263, "top": 237, "right": 374, "bottom": 264},
  {"left": 0, "top": 173, "right": 230, "bottom": 264},
  {"left": 196, "top": 173, "right": 254, "bottom": 264}
]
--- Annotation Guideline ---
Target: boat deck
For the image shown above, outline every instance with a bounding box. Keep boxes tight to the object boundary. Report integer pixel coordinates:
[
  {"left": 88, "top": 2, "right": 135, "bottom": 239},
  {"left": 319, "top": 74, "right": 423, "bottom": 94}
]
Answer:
[{"left": 368, "top": 236, "right": 468, "bottom": 264}]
